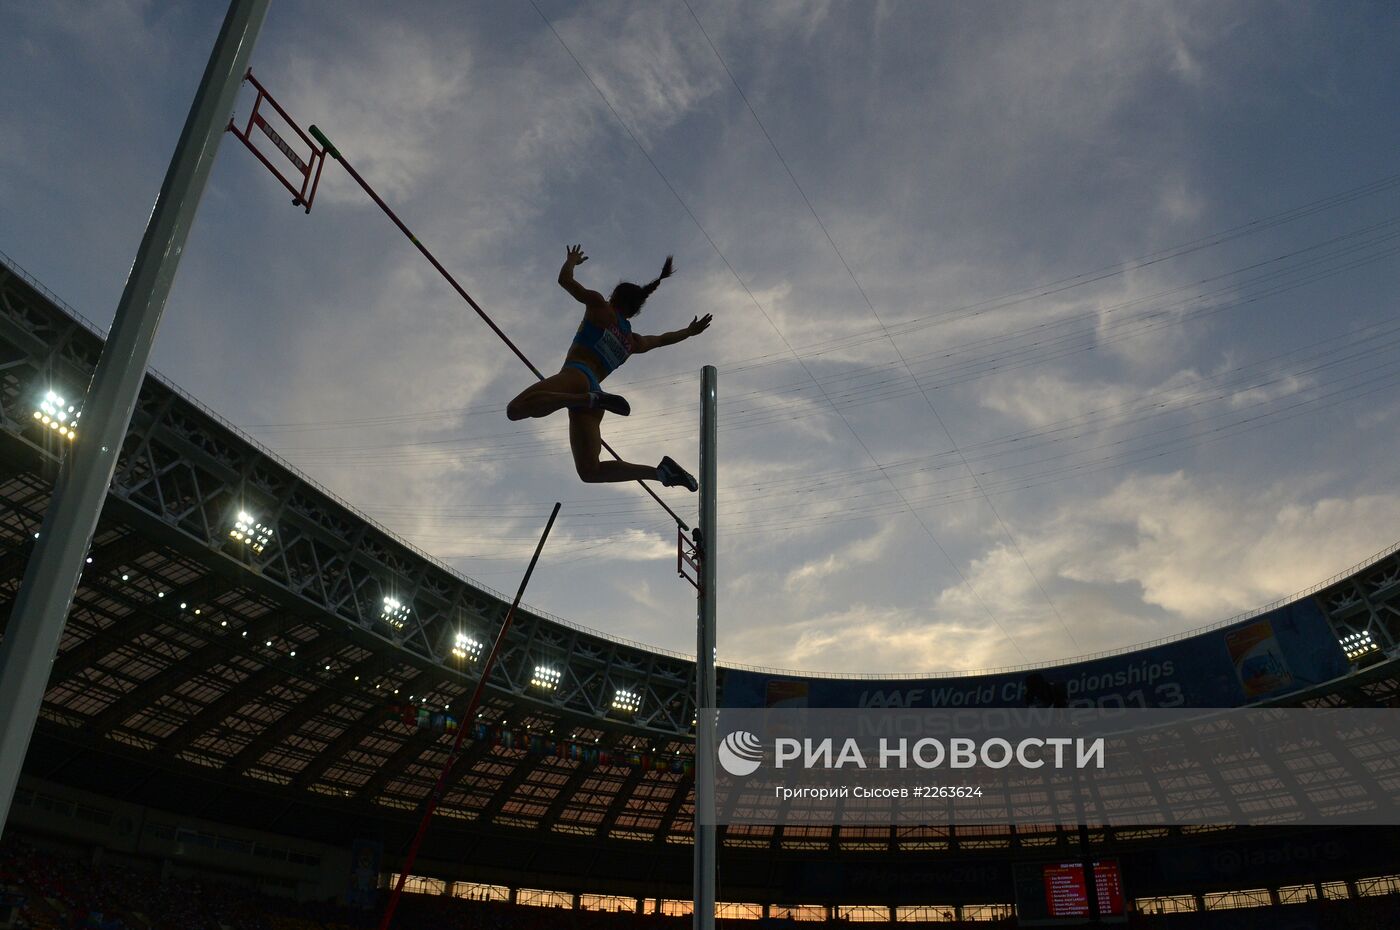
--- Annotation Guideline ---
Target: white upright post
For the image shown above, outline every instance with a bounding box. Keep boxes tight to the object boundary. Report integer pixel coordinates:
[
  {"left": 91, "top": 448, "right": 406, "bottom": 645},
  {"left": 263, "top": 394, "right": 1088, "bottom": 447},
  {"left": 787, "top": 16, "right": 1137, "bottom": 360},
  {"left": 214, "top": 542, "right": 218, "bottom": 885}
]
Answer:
[
  {"left": 0, "top": 0, "right": 270, "bottom": 833},
  {"left": 693, "top": 365, "right": 718, "bottom": 930}
]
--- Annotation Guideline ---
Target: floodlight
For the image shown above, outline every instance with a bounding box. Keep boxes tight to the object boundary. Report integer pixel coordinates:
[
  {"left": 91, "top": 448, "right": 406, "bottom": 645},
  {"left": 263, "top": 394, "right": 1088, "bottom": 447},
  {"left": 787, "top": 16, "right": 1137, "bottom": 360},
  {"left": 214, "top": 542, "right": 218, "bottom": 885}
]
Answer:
[
  {"left": 380, "top": 595, "right": 412, "bottom": 631},
  {"left": 612, "top": 688, "right": 642, "bottom": 714},
  {"left": 228, "top": 510, "right": 274, "bottom": 554},
  {"left": 1340, "top": 630, "right": 1380, "bottom": 661},
  {"left": 530, "top": 665, "right": 561, "bottom": 691},
  {"left": 35, "top": 390, "right": 79, "bottom": 441},
  {"left": 451, "top": 632, "right": 483, "bottom": 662}
]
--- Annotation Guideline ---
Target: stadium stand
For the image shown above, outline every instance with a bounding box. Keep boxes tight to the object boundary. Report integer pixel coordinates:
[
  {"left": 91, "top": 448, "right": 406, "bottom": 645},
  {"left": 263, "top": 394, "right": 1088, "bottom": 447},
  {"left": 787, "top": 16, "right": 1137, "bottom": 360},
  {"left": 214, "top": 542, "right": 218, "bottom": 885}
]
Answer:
[{"left": 4, "top": 254, "right": 1400, "bottom": 925}]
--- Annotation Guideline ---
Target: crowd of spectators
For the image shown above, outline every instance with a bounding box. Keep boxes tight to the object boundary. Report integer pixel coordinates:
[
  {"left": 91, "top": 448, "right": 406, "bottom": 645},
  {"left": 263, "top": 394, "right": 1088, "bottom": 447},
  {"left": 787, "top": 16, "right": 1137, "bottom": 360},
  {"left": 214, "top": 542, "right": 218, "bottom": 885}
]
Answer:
[
  {"left": 4, "top": 834, "right": 1400, "bottom": 930},
  {"left": 0, "top": 836, "right": 269, "bottom": 930}
]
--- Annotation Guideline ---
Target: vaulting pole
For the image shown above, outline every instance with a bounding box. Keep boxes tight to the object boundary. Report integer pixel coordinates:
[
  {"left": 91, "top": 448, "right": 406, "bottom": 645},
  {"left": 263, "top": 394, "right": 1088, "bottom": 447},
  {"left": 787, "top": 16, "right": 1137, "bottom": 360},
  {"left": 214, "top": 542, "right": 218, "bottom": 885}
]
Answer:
[
  {"left": 0, "top": 0, "right": 269, "bottom": 834},
  {"left": 693, "top": 365, "right": 718, "bottom": 930},
  {"left": 378, "top": 503, "right": 560, "bottom": 930}
]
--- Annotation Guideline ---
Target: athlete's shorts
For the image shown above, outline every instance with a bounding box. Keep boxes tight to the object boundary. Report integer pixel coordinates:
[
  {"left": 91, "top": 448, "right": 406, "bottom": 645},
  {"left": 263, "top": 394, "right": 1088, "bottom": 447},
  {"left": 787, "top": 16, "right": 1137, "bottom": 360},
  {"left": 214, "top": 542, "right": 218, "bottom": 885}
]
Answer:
[{"left": 564, "top": 360, "right": 601, "bottom": 393}]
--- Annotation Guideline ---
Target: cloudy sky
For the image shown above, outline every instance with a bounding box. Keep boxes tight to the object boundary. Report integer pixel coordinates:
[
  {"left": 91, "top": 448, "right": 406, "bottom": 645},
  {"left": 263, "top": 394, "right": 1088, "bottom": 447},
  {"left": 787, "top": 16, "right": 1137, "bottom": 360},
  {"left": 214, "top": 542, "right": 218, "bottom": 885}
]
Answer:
[{"left": 4, "top": 1, "right": 1399, "bottom": 675}]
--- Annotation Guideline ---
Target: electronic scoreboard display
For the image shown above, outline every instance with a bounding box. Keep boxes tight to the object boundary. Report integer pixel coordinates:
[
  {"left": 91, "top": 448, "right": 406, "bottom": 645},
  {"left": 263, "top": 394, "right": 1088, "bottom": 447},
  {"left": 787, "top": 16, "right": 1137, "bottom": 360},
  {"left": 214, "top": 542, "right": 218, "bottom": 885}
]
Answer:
[{"left": 1012, "top": 859, "right": 1127, "bottom": 925}]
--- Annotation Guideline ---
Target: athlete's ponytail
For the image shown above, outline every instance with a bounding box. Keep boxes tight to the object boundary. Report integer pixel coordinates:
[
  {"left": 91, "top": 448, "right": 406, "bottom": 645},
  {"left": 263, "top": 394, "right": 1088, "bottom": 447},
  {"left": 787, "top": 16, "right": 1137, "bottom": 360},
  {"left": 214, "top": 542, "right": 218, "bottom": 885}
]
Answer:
[{"left": 610, "top": 256, "right": 674, "bottom": 319}]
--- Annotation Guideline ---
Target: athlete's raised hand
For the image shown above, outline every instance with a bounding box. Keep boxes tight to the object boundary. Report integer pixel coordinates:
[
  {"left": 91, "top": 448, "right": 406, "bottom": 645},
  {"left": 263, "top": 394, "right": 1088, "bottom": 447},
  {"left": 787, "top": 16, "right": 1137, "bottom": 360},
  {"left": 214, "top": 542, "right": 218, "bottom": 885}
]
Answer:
[
  {"left": 565, "top": 243, "right": 588, "bottom": 266},
  {"left": 686, "top": 313, "right": 713, "bottom": 337}
]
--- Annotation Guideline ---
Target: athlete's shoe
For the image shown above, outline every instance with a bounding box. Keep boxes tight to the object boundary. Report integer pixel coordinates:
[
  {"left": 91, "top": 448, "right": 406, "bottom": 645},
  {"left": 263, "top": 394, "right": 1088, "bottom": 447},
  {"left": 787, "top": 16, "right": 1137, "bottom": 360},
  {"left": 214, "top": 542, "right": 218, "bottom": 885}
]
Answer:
[
  {"left": 589, "top": 391, "right": 631, "bottom": 416},
  {"left": 657, "top": 456, "right": 698, "bottom": 492}
]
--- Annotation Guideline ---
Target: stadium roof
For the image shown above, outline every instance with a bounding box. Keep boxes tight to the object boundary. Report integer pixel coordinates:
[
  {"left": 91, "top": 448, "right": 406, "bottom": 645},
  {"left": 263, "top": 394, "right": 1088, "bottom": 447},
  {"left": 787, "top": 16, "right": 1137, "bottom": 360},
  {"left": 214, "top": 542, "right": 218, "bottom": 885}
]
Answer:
[{"left": 4, "top": 253, "right": 1400, "bottom": 901}]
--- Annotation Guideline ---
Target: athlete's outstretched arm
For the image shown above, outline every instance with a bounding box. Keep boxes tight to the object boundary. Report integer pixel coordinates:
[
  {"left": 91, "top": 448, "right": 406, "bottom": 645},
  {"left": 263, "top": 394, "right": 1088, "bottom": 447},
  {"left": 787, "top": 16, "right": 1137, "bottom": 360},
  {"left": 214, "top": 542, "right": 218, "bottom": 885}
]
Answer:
[
  {"left": 558, "top": 244, "right": 605, "bottom": 306},
  {"left": 632, "top": 314, "right": 713, "bottom": 353}
]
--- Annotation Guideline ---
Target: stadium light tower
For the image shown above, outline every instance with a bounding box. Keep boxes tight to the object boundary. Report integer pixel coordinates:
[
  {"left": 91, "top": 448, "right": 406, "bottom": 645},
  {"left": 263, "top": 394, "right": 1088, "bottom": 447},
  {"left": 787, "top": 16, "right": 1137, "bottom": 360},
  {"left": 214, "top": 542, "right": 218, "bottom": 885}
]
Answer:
[
  {"left": 228, "top": 509, "right": 274, "bottom": 554},
  {"left": 381, "top": 596, "right": 411, "bottom": 633},
  {"left": 0, "top": 0, "right": 270, "bottom": 832},
  {"left": 450, "top": 631, "right": 483, "bottom": 663},
  {"left": 34, "top": 390, "right": 80, "bottom": 441},
  {"left": 611, "top": 688, "right": 642, "bottom": 715},
  {"left": 530, "top": 665, "right": 562, "bottom": 691}
]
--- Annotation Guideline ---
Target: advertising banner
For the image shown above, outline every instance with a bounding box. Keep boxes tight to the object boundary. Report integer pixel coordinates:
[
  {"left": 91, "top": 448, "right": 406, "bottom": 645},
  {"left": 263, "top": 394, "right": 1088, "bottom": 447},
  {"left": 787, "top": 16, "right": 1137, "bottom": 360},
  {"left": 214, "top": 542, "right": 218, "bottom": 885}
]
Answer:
[{"left": 721, "top": 600, "right": 1347, "bottom": 710}]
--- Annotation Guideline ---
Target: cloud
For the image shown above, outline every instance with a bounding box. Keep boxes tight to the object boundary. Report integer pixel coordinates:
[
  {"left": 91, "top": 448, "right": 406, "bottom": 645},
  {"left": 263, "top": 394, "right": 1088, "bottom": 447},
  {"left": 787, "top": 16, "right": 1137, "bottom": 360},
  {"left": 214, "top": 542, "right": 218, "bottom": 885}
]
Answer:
[{"left": 8, "top": 0, "right": 1400, "bottom": 678}]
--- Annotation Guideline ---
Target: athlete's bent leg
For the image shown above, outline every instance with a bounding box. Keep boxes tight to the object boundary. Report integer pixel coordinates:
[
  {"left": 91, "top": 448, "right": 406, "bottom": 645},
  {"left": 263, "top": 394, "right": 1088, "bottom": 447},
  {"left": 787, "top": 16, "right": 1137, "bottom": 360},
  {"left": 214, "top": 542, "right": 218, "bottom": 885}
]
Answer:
[
  {"left": 507, "top": 369, "right": 630, "bottom": 420},
  {"left": 569, "top": 410, "right": 658, "bottom": 483}
]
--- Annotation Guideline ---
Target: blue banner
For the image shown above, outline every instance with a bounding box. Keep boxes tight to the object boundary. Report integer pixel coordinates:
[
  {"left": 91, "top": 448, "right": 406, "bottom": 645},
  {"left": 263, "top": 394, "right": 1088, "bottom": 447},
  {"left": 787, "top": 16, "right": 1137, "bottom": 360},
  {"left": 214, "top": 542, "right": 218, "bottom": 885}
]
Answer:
[
  {"left": 720, "top": 599, "right": 1347, "bottom": 709},
  {"left": 347, "top": 839, "right": 382, "bottom": 909}
]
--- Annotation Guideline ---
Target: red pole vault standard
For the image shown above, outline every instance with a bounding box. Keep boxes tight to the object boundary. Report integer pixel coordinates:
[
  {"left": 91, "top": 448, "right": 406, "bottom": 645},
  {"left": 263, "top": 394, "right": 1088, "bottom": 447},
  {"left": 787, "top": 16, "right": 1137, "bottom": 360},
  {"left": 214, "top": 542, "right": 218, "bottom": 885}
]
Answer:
[
  {"left": 378, "top": 502, "right": 561, "bottom": 930},
  {"left": 227, "top": 71, "right": 327, "bottom": 213}
]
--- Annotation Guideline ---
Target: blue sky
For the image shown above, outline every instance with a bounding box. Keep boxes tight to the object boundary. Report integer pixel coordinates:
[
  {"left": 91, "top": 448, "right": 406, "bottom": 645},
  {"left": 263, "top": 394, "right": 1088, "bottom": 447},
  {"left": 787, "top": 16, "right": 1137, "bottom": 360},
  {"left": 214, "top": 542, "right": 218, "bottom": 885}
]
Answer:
[{"left": 4, "top": 1, "right": 1399, "bottom": 674}]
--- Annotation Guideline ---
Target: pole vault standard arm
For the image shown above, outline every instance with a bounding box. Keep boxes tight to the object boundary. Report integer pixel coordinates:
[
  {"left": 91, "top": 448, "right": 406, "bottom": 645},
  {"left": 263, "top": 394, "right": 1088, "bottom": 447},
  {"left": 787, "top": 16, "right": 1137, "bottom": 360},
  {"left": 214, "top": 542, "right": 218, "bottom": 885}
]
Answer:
[
  {"left": 305, "top": 124, "right": 689, "bottom": 530},
  {"left": 378, "top": 502, "right": 560, "bottom": 930}
]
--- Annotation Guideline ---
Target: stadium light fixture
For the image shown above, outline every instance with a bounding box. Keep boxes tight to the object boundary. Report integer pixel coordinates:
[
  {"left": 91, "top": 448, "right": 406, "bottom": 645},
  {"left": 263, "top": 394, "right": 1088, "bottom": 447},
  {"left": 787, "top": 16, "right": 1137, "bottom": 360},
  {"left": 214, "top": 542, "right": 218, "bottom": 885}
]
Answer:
[
  {"left": 530, "top": 665, "right": 561, "bottom": 691},
  {"left": 612, "top": 688, "right": 642, "bottom": 714},
  {"left": 1340, "top": 630, "right": 1380, "bottom": 661},
  {"left": 381, "top": 596, "right": 411, "bottom": 631},
  {"left": 451, "top": 632, "right": 483, "bottom": 662},
  {"left": 34, "top": 390, "right": 80, "bottom": 441},
  {"left": 228, "top": 510, "right": 273, "bottom": 554}
]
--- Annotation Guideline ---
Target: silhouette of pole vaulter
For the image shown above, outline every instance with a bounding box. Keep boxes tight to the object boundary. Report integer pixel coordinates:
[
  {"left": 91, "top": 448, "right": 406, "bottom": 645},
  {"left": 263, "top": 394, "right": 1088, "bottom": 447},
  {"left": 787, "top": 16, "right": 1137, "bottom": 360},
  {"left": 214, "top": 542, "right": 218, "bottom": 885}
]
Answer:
[{"left": 507, "top": 245, "right": 711, "bottom": 491}]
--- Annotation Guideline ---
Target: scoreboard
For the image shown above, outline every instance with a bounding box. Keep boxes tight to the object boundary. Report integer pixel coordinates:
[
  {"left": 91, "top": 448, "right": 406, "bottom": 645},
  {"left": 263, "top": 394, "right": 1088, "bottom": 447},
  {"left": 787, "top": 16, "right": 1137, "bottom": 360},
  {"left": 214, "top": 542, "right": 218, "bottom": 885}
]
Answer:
[{"left": 1014, "top": 859, "right": 1127, "bottom": 925}]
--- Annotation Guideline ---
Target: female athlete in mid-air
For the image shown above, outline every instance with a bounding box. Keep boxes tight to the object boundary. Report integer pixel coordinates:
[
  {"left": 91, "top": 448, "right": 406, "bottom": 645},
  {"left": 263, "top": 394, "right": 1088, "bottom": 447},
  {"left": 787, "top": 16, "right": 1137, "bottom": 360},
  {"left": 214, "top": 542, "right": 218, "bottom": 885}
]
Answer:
[{"left": 506, "top": 244, "right": 712, "bottom": 491}]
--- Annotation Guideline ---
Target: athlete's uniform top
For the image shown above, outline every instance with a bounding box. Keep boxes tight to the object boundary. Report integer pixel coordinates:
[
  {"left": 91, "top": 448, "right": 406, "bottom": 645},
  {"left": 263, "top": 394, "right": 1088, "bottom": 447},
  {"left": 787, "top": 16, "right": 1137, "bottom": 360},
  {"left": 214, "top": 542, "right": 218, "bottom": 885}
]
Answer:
[{"left": 566, "top": 312, "right": 634, "bottom": 391}]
